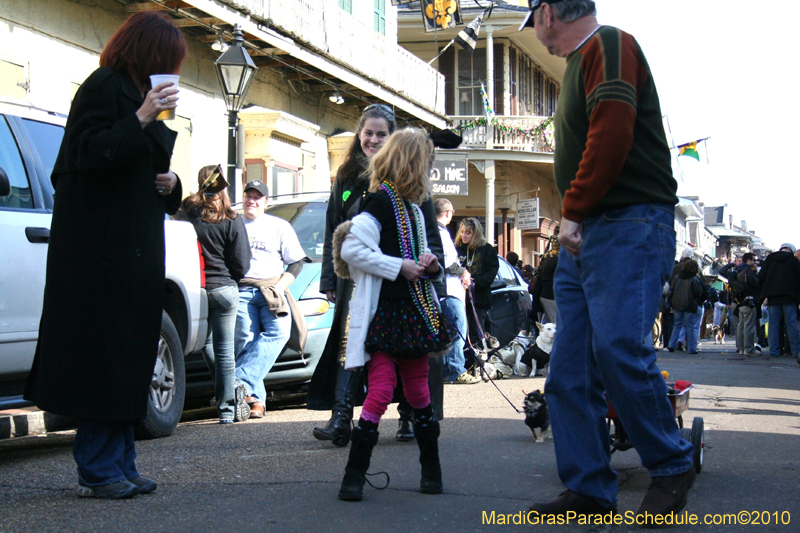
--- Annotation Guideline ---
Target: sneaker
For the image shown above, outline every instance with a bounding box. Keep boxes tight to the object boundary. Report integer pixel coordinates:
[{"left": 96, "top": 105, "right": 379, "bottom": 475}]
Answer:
[
  {"left": 676, "top": 341, "right": 684, "bottom": 352},
  {"left": 76, "top": 479, "right": 138, "bottom": 499},
  {"left": 528, "top": 490, "right": 616, "bottom": 517},
  {"left": 754, "top": 344, "right": 763, "bottom": 353},
  {"left": 127, "top": 476, "right": 157, "bottom": 494},
  {"left": 635, "top": 467, "right": 696, "bottom": 526},
  {"left": 234, "top": 384, "right": 250, "bottom": 422},
  {"left": 453, "top": 371, "right": 481, "bottom": 384}
]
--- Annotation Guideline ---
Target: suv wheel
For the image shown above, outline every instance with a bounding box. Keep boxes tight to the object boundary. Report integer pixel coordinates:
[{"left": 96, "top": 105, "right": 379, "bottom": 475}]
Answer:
[{"left": 135, "top": 311, "right": 186, "bottom": 439}]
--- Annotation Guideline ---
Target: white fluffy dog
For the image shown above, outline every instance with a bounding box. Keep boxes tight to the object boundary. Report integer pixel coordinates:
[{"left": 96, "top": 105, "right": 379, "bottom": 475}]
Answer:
[{"left": 515, "top": 322, "right": 556, "bottom": 377}]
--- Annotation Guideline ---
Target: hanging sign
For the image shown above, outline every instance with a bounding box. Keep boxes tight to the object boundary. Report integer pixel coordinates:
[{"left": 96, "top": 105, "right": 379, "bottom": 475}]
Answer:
[
  {"left": 421, "top": 0, "right": 463, "bottom": 32},
  {"left": 516, "top": 198, "right": 540, "bottom": 230},
  {"left": 430, "top": 151, "right": 468, "bottom": 196}
]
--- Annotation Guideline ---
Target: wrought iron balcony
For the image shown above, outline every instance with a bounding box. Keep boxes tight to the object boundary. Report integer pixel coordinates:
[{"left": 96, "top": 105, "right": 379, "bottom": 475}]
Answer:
[{"left": 448, "top": 115, "right": 555, "bottom": 152}]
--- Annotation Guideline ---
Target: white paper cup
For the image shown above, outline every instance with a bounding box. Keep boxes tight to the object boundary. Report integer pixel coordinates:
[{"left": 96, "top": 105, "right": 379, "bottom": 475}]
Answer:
[{"left": 149, "top": 74, "right": 180, "bottom": 121}]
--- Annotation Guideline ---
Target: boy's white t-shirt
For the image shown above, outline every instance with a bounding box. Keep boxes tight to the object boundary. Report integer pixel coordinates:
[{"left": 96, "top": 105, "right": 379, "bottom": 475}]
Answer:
[{"left": 243, "top": 214, "right": 307, "bottom": 279}]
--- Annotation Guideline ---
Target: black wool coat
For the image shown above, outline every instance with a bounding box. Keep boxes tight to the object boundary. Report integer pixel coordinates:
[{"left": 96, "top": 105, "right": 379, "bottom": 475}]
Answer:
[{"left": 24, "top": 67, "right": 182, "bottom": 421}]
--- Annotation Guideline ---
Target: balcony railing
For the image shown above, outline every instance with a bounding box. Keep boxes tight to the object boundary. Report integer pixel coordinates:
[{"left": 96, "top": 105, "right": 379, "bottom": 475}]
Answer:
[
  {"left": 449, "top": 115, "right": 555, "bottom": 152},
  {"left": 225, "top": 0, "right": 445, "bottom": 115}
]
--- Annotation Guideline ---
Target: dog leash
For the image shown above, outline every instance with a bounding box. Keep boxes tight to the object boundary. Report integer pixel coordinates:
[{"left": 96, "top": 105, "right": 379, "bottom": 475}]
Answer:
[{"left": 441, "top": 297, "right": 524, "bottom": 414}]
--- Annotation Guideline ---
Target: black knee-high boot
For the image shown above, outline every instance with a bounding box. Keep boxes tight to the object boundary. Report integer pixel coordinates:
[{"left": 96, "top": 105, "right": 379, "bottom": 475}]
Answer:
[
  {"left": 413, "top": 404, "right": 443, "bottom": 494},
  {"left": 338, "top": 419, "right": 379, "bottom": 501},
  {"left": 314, "top": 366, "right": 361, "bottom": 446}
]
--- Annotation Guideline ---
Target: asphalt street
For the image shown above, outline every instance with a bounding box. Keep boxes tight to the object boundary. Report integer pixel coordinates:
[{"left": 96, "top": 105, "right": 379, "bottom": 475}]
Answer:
[{"left": 1, "top": 338, "right": 798, "bottom": 533}]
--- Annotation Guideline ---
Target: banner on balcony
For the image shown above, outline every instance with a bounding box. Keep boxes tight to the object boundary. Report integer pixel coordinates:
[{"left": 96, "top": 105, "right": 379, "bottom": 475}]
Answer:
[
  {"left": 516, "top": 198, "right": 540, "bottom": 230},
  {"left": 455, "top": 13, "right": 483, "bottom": 54},
  {"left": 391, "top": 0, "right": 415, "bottom": 4},
  {"left": 480, "top": 82, "right": 495, "bottom": 119},
  {"left": 421, "top": 0, "right": 463, "bottom": 33},
  {"left": 430, "top": 152, "right": 468, "bottom": 196}
]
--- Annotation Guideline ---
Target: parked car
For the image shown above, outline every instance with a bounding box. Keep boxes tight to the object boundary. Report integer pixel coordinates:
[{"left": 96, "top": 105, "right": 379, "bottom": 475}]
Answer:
[{"left": 0, "top": 98, "right": 208, "bottom": 439}]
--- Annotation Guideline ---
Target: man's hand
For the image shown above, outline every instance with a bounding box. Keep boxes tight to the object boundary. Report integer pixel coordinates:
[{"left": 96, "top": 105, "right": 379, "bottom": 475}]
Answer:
[
  {"left": 559, "top": 217, "right": 584, "bottom": 255},
  {"left": 324, "top": 290, "right": 337, "bottom": 303}
]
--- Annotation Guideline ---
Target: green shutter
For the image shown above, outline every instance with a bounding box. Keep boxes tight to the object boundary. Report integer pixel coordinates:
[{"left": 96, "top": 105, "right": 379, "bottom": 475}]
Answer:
[
  {"left": 374, "top": 0, "right": 385, "bottom": 35},
  {"left": 338, "top": 0, "right": 352, "bottom": 14}
]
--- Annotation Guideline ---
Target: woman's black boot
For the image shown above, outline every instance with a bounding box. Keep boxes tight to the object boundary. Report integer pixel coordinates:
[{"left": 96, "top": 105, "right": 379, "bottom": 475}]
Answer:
[
  {"left": 396, "top": 404, "right": 415, "bottom": 442},
  {"left": 313, "top": 367, "right": 360, "bottom": 446},
  {"left": 313, "top": 410, "right": 351, "bottom": 446},
  {"left": 413, "top": 404, "right": 443, "bottom": 494},
  {"left": 338, "top": 420, "right": 379, "bottom": 501}
]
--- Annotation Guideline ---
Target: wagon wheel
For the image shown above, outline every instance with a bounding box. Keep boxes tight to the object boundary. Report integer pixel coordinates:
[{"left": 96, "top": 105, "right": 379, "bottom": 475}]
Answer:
[{"left": 691, "top": 417, "right": 704, "bottom": 473}]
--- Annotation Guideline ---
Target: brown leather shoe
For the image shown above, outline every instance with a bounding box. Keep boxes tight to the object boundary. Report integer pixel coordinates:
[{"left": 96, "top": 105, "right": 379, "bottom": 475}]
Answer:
[
  {"left": 250, "top": 402, "right": 266, "bottom": 419},
  {"left": 245, "top": 395, "right": 258, "bottom": 405},
  {"left": 636, "top": 467, "right": 696, "bottom": 527}
]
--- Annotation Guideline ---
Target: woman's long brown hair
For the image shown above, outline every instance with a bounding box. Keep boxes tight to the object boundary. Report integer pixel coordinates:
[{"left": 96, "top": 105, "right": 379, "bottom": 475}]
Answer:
[{"left": 181, "top": 165, "right": 238, "bottom": 223}]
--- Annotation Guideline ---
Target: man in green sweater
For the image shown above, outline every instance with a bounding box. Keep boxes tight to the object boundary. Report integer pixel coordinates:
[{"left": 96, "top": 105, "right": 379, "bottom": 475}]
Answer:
[{"left": 523, "top": 0, "right": 696, "bottom": 524}]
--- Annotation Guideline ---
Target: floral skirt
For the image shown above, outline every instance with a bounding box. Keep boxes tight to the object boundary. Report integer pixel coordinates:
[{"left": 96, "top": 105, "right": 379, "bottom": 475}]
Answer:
[{"left": 366, "top": 297, "right": 454, "bottom": 359}]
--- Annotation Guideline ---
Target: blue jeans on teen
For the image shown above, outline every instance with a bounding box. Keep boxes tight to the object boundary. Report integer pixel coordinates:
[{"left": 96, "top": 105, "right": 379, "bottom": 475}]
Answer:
[
  {"left": 440, "top": 295, "right": 468, "bottom": 381},
  {"left": 545, "top": 204, "right": 694, "bottom": 509},
  {"left": 73, "top": 419, "right": 138, "bottom": 486},
  {"left": 202, "top": 285, "right": 240, "bottom": 421},
  {"left": 768, "top": 304, "right": 800, "bottom": 357},
  {"left": 669, "top": 308, "right": 699, "bottom": 353},
  {"left": 235, "top": 287, "right": 291, "bottom": 403}
]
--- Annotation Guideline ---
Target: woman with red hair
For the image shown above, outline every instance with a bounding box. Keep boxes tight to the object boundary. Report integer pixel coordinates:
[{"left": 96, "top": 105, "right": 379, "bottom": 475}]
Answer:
[{"left": 25, "top": 11, "right": 187, "bottom": 499}]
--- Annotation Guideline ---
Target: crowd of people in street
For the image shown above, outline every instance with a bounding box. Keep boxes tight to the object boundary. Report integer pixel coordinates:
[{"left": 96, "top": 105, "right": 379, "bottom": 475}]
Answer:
[{"left": 26, "top": 2, "right": 800, "bottom": 528}]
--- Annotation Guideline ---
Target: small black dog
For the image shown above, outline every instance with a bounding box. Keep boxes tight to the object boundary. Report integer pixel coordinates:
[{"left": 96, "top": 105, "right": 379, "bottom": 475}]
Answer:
[{"left": 523, "top": 390, "right": 551, "bottom": 443}]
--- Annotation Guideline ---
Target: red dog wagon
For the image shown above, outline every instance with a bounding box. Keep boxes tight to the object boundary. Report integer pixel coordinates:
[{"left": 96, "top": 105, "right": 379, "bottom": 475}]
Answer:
[{"left": 606, "top": 381, "right": 704, "bottom": 473}]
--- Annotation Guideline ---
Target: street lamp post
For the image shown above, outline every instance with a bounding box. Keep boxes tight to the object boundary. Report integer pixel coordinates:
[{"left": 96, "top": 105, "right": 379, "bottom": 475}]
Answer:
[{"left": 214, "top": 24, "right": 258, "bottom": 202}]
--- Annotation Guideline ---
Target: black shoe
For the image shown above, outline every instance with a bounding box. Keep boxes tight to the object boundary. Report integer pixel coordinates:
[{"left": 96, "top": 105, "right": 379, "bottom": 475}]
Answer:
[
  {"left": 528, "top": 489, "right": 615, "bottom": 516},
  {"left": 667, "top": 347, "right": 675, "bottom": 352},
  {"left": 338, "top": 422, "right": 379, "bottom": 501},
  {"left": 313, "top": 410, "right": 352, "bottom": 447},
  {"left": 396, "top": 416, "right": 415, "bottom": 442},
  {"left": 413, "top": 405, "right": 443, "bottom": 495},
  {"left": 635, "top": 467, "right": 696, "bottom": 527},
  {"left": 127, "top": 476, "right": 157, "bottom": 494},
  {"left": 676, "top": 342, "right": 684, "bottom": 352}
]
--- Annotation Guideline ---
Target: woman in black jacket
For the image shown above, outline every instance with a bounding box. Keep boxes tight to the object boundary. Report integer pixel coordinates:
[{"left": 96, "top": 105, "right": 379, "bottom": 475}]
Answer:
[
  {"left": 181, "top": 166, "right": 251, "bottom": 424},
  {"left": 24, "top": 11, "right": 186, "bottom": 499},
  {"left": 455, "top": 218, "right": 499, "bottom": 343},
  {"left": 308, "top": 104, "right": 396, "bottom": 445}
]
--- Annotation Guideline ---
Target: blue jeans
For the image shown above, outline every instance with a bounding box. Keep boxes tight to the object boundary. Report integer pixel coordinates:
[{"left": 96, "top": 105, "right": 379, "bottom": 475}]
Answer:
[
  {"left": 202, "top": 285, "right": 240, "bottom": 421},
  {"left": 669, "top": 308, "right": 699, "bottom": 353},
  {"left": 73, "top": 419, "right": 138, "bottom": 486},
  {"left": 440, "top": 296, "right": 468, "bottom": 381},
  {"left": 768, "top": 303, "right": 800, "bottom": 357},
  {"left": 235, "top": 287, "right": 291, "bottom": 403},
  {"left": 545, "top": 204, "right": 693, "bottom": 508}
]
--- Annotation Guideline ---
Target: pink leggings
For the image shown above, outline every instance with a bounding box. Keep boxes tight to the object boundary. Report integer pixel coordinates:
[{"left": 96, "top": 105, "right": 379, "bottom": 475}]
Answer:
[{"left": 360, "top": 352, "right": 430, "bottom": 424}]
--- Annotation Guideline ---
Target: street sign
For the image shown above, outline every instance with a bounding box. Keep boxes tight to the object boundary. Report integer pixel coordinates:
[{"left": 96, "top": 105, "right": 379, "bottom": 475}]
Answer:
[
  {"left": 431, "top": 151, "right": 468, "bottom": 196},
  {"left": 516, "top": 198, "right": 540, "bottom": 230}
]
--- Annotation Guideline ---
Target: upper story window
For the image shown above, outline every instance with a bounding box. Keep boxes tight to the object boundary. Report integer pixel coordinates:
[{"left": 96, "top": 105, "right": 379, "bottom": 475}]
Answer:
[
  {"left": 338, "top": 0, "right": 352, "bottom": 14},
  {"left": 456, "top": 48, "right": 486, "bottom": 115},
  {"left": 374, "top": 0, "right": 386, "bottom": 35}
]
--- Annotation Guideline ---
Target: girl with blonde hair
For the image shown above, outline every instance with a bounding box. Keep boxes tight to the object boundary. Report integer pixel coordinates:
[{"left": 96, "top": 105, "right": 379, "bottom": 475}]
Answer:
[{"left": 334, "top": 127, "right": 451, "bottom": 501}]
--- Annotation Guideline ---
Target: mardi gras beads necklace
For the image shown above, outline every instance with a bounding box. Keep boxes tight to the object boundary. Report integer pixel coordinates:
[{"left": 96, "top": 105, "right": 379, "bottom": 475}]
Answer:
[{"left": 380, "top": 181, "right": 440, "bottom": 336}]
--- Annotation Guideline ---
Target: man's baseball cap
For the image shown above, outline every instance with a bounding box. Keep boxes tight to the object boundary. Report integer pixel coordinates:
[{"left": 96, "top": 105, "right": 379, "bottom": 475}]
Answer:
[
  {"left": 244, "top": 180, "right": 269, "bottom": 197},
  {"left": 519, "top": 0, "right": 565, "bottom": 31},
  {"left": 780, "top": 243, "right": 797, "bottom": 254}
]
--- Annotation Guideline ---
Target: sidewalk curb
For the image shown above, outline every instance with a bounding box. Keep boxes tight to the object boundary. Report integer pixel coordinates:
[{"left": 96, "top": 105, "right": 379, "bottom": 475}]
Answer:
[{"left": 0, "top": 410, "right": 77, "bottom": 439}]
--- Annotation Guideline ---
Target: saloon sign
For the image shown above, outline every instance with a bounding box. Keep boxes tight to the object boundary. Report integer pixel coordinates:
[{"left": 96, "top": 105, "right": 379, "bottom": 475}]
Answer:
[
  {"left": 431, "top": 152, "right": 468, "bottom": 196},
  {"left": 516, "top": 198, "right": 540, "bottom": 230}
]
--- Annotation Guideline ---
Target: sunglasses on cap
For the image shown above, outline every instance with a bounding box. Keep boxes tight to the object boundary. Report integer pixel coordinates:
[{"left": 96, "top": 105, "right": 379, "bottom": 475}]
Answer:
[{"left": 364, "top": 103, "right": 395, "bottom": 116}]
